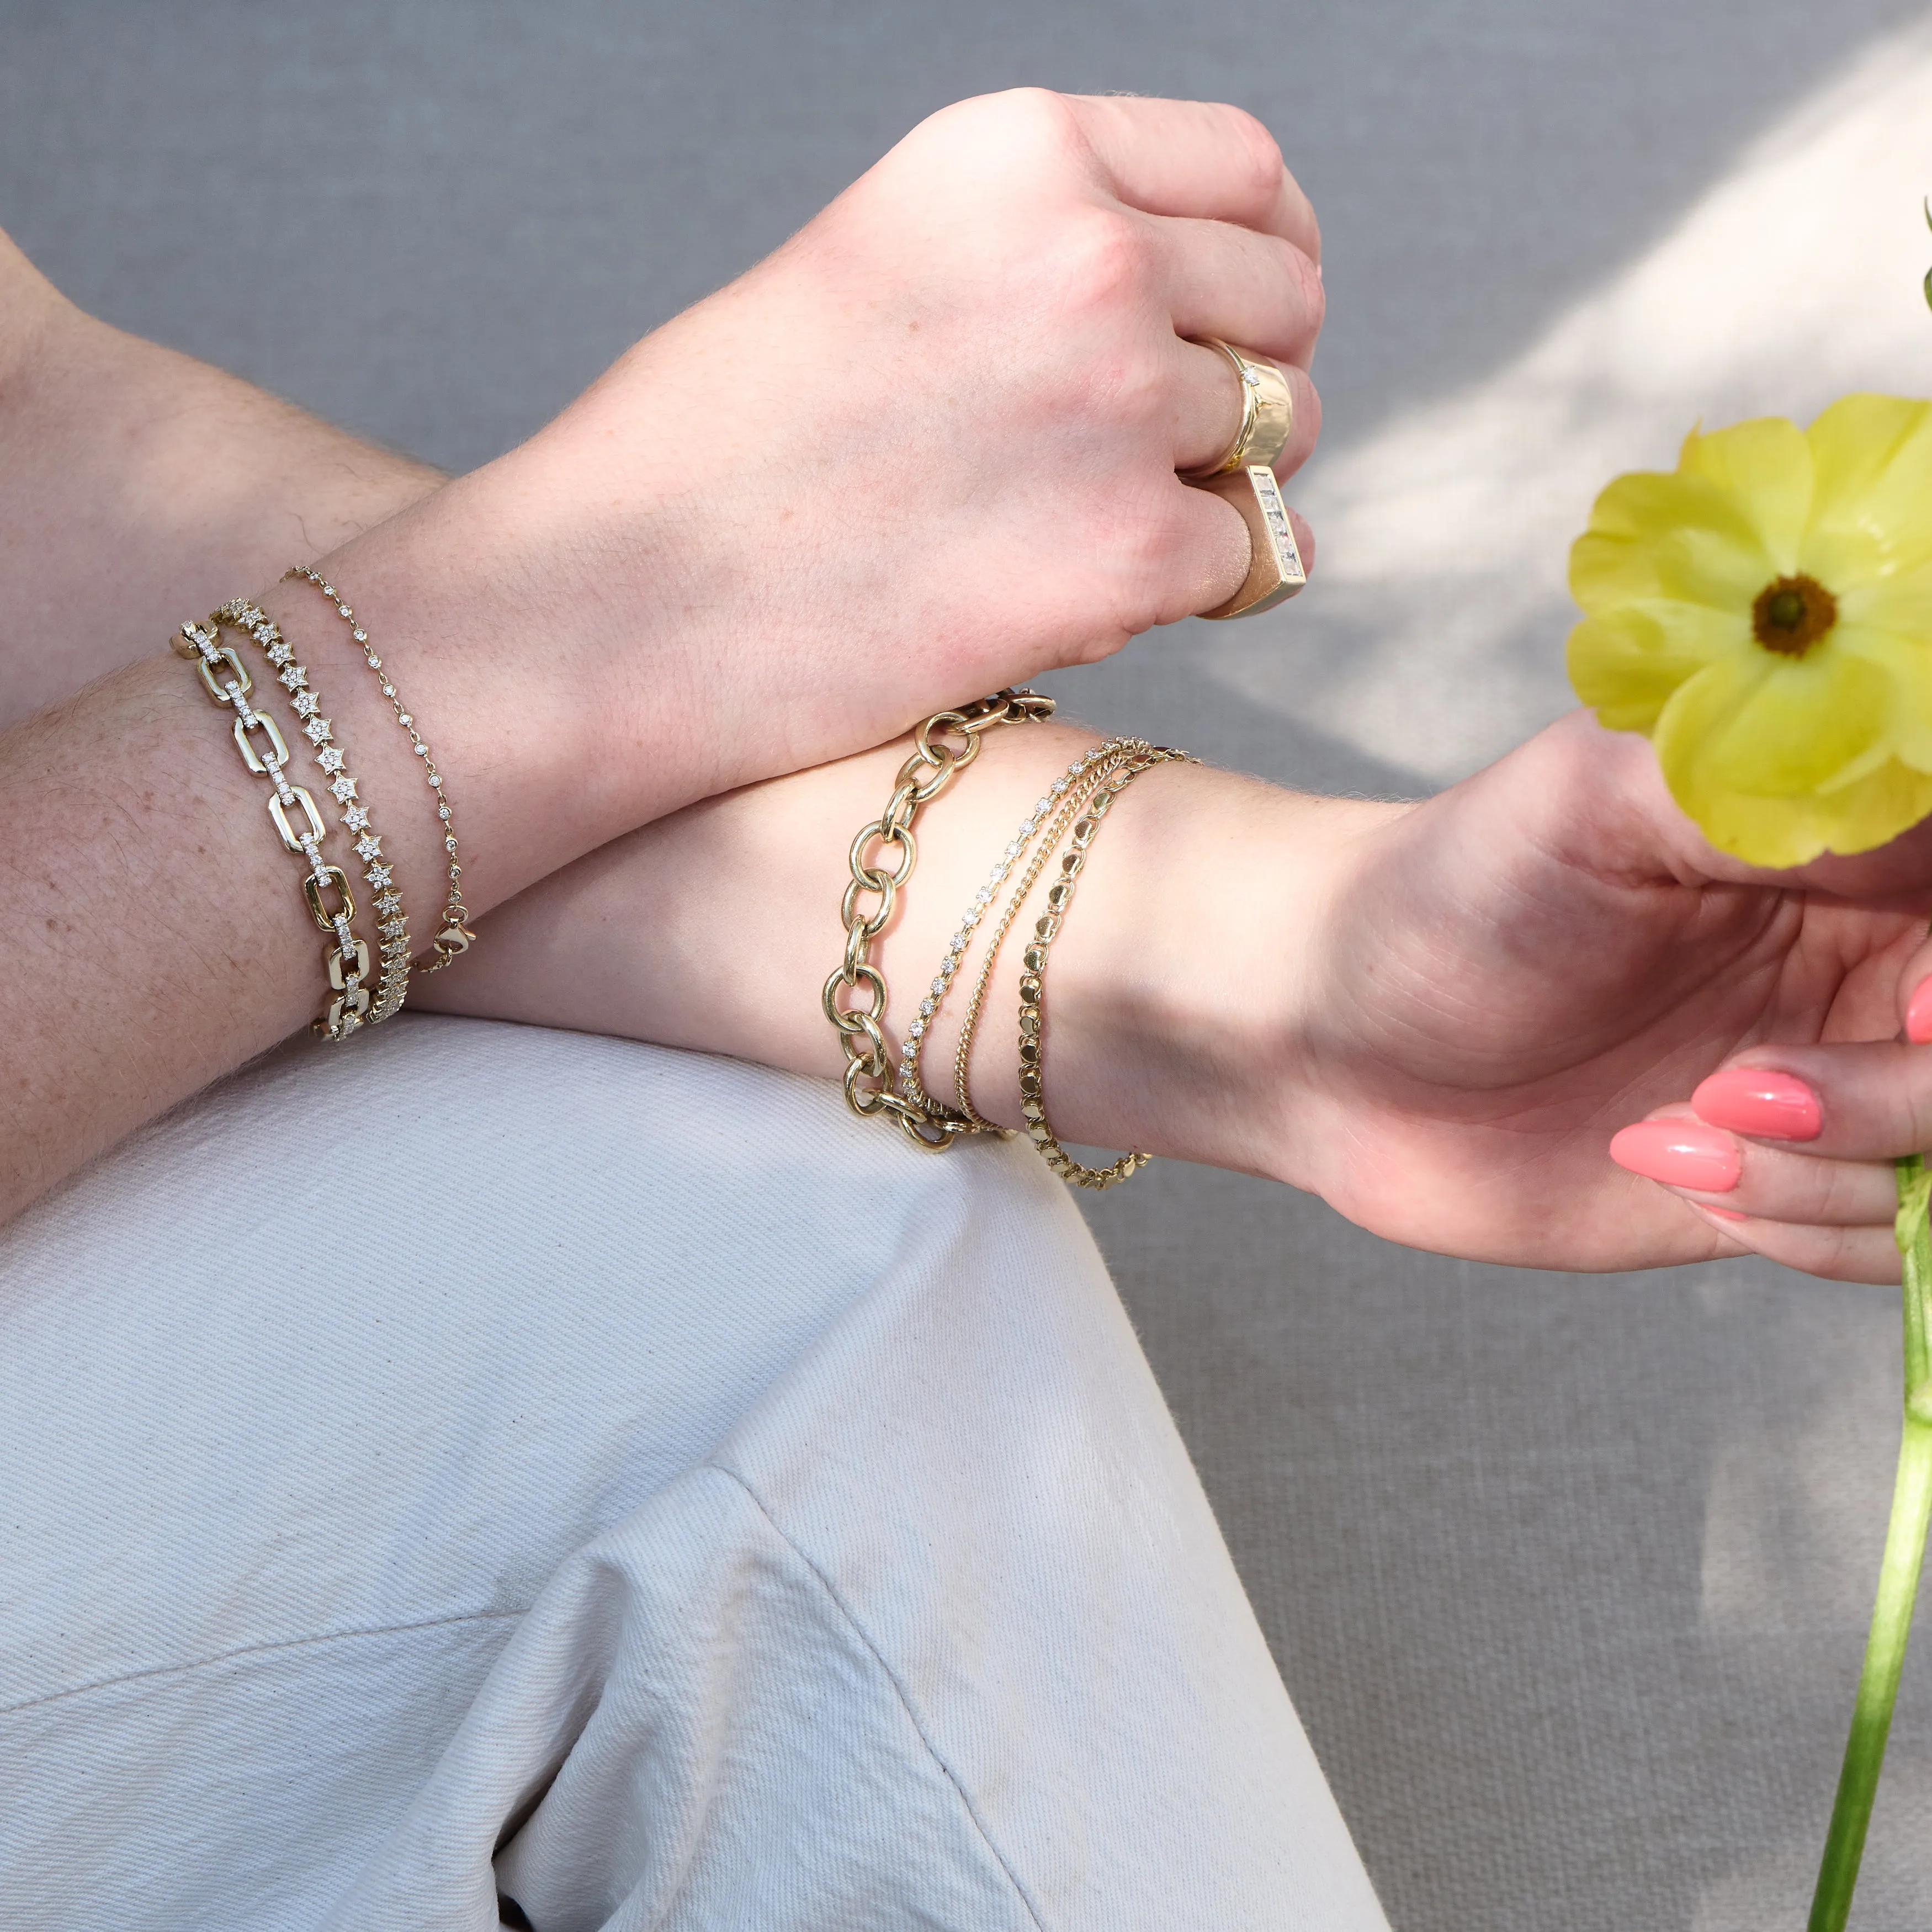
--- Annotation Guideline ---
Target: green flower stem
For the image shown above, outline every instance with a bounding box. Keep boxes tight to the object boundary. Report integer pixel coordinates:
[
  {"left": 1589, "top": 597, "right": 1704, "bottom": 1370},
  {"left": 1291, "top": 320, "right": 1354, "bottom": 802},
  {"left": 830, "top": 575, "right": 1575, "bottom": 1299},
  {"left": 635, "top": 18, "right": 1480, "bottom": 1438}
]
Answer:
[{"left": 1807, "top": 1152, "right": 1932, "bottom": 1932}]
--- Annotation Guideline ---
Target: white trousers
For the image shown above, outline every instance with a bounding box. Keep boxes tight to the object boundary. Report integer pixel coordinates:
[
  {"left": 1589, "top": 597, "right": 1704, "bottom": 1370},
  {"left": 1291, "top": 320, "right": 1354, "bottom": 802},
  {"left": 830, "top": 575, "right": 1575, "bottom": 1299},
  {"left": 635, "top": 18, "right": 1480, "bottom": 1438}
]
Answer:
[{"left": 0, "top": 1017, "right": 1386, "bottom": 1931}]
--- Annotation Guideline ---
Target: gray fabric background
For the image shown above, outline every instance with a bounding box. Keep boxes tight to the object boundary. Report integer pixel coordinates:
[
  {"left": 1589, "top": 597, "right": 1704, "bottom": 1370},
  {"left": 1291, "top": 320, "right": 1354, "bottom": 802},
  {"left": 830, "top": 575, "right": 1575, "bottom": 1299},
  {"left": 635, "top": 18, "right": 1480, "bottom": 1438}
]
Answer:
[{"left": 7, "top": 4, "right": 1932, "bottom": 1925}]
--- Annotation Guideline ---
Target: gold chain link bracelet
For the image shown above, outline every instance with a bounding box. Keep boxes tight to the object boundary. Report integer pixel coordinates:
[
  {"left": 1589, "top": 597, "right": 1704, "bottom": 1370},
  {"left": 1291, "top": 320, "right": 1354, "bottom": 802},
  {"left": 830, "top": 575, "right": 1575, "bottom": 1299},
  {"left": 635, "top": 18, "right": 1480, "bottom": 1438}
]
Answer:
[{"left": 825, "top": 689, "right": 1055, "bottom": 1150}]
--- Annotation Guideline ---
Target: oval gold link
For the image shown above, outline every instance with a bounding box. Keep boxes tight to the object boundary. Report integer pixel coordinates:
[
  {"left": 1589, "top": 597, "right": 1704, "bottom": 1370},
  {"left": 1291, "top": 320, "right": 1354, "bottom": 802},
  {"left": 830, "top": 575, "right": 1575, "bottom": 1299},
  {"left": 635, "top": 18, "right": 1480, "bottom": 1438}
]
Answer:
[
  {"left": 842, "top": 920, "right": 872, "bottom": 984},
  {"left": 327, "top": 938, "right": 373, "bottom": 990},
  {"left": 822, "top": 960, "right": 889, "bottom": 1029},
  {"left": 840, "top": 873, "right": 895, "bottom": 940},
  {"left": 847, "top": 817, "right": 891, "bottom": 886},
  {"left": 195, "top": 644, "right": 253, "bottom": 705},
  {"left": 302, "top": 866, "right": 356, "bottom": 932},
  {"left": 232, "top": 708, "right": 291, "bottom": 775},
  {"left": 267, "top": 785, "right": 326, "bottom": 854},
  {"left": 848, "top": 819, "right": 917, "bottom": 891}
]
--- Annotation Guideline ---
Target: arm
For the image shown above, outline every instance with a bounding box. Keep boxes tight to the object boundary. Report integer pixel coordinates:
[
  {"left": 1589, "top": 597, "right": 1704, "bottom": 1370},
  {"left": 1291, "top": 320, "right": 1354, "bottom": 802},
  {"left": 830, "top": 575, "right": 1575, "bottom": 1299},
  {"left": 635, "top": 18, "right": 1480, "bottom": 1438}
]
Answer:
[
  {"left": 0, "top": 90, "right": 1325, "bottom": 1225},
  {"left": 420, "top": 708, "right": 1932, "bottom": 1283}
]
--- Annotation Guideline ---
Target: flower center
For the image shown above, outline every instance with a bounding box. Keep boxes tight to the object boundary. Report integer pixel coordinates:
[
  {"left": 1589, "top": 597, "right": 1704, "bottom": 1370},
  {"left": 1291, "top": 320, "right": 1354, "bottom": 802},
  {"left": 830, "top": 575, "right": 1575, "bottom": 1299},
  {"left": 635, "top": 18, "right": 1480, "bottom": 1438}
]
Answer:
[{"left": 1751, "top": 572, "right": 1837, "bottom": 657}]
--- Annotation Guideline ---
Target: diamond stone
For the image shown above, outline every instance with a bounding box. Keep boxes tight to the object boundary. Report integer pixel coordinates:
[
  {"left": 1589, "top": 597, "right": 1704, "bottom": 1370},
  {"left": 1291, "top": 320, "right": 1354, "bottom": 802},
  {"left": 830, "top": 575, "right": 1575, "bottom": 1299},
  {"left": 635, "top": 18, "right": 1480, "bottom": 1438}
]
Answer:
[
  {"left": 343, "top": 804, "right": 370, "bottom": 832},
  {"left": 330, "top": 775, "right": 358, "bottom": 802},
  {"left": 292, "top": 691, "right": 321, "bottom": 718},
  {"left": 267, "top": 640, "right": 294, "bottom": 667},
  {"left": 317, "top": 747, "right": 345, "bottom": 773},
  {"left": 353, "top": 629, "right": 368, "bottom": 642},
  {"left": 365, "top": 862, "right": 392, "bottom": 888},
  {"left": 354, "top": 834, "right": 383, "bottom": 862},
  {"left": 304, "top": 718, "right": 332, "bottom": 746},
  {"left": 376, "top": 893, "right": 402, "bottom": 916},
  {"left": 279, "top": 665, "right": 306, "bottom": 690}
]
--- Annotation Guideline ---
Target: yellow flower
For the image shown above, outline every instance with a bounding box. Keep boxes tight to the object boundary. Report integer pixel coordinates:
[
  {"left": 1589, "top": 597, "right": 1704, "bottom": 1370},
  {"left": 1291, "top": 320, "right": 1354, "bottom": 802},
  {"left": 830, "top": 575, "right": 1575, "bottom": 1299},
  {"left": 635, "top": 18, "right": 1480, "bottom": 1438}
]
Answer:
[{"left": 1567, "top": 395, "right": 1932, "bottom": 866}]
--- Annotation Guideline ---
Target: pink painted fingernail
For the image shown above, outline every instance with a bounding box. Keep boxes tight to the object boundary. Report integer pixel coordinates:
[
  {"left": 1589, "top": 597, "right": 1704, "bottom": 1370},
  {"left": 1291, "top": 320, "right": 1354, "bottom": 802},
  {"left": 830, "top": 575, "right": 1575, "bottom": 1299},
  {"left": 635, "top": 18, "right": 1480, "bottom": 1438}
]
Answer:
[
  {"left": 1690, "top": 1066, "right": 1820, "bottom": 1141},
  {"left": 1700, "top": 1204, "right": 1748, "bottom": 1223},
  {"left": 1908, "top": 976, "right": 1932, "bottom": 1044},
  {"left": 1609, "top": 1118, "right": 1741, "bottom": 1192}
]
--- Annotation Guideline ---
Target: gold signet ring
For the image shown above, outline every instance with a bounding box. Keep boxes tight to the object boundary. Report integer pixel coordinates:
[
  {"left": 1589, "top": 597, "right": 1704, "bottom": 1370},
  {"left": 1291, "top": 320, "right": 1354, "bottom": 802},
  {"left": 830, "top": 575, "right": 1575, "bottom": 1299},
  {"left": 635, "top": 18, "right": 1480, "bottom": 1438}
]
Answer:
[{"left": 1179, "top": 340, "right": 1304, "bottom": 620}]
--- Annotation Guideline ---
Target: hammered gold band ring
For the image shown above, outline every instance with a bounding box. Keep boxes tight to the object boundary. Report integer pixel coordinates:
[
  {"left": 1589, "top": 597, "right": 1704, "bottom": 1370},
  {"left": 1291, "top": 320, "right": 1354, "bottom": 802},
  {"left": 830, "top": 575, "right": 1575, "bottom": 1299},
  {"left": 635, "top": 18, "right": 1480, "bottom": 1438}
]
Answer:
[
  {"left": 1180, "top": 337, "right": 1294, "bottom": 479},
  {"left": 1180, "top": 338, "right": 1306, "bottom": 620}
]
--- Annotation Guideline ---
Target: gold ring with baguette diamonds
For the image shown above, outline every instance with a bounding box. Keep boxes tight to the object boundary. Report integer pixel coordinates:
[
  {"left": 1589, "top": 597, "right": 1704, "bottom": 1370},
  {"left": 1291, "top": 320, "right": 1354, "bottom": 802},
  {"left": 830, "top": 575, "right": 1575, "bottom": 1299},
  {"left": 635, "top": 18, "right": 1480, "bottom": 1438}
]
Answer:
[{"left": 1181, "top": 337, "right": 1305, "bottom": 620}]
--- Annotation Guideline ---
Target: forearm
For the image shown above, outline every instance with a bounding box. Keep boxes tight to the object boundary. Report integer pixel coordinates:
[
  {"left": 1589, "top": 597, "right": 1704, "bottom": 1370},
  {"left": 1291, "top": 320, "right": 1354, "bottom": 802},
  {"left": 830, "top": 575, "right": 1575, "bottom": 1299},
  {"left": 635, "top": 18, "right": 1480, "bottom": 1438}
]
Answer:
[
  {"left": 0, "top": 227, "right": 442, "bottom": 732},
  {"left": 416, "top": 720, "right": 1405, "bottom": 1176}
]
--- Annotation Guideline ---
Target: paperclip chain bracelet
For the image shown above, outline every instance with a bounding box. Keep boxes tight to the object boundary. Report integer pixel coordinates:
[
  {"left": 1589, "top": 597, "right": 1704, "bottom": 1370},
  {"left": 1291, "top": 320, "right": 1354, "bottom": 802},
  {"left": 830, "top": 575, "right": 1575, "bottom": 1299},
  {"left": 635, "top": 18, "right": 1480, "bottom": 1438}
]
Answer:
[
  {"left": 1017, "top": 749, "right": 1193, "bottom": 1190},
  {"left": 283, "top": 566, "right": 476, "bottom": 972},
  {"left": 172, "top": 619, "right": 375, "bottom": 1039},
  {"left": 948, "top": 740, "right": 1150, "bottom": 1128},
  {"left": 214, "top": 599, "right": 415, "bottom": 1026},
  {"left": 825, "top": 689, "right": 1055, "bottom": 1150},
  {"left": 896, "top": 736, "right": 1142, "bottom": 1126}
]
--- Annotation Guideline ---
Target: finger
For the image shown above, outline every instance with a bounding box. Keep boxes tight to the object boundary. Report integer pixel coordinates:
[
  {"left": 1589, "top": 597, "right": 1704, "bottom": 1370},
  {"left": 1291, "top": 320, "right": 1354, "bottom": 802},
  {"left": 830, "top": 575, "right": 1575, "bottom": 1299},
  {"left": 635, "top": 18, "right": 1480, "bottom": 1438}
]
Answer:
[
  {"left": 1899, "top": 932, "right": 1932, "bottom": 1042},
  {"left": 1150, "top": 482, "right": 1315, "bottom": 623},
  {"left": 1684, "top": 1203, "right": 1901, "bottom": 1285},
  {"left": 1690, "top": 1042, "right": 1932, "bottom": 1163},
  {"left": 1171, "top": 339, "right": 1321, "bottom": 479},
  {"left": 1063, "top": 95, "right": 1320, "bottom": 260},
  {"left": 1616, "top": 1106, "right": 1898, "bottom": 1226},
  {"left": 1163, "top": 485, "right": 1256, "bottom": 621},
  {"left": 1155, "top": 216, "right": 1324, "bottom": 368}
]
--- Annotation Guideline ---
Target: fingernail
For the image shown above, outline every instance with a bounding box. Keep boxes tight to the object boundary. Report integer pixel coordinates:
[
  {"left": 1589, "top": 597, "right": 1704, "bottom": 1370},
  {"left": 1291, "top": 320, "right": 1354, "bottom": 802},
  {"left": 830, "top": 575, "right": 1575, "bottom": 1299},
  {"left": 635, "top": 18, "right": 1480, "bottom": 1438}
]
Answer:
[
  {"left": 1909, "top": 976, "right": 1932, "bottom": 1044},
  {"left": 1609, "top": 1118, "right": 1741, "bottom": 1192},
  {"left": 1690, "top": 1066, "right": 1820, "bottom": 1141},
  {"left": 1700, "top": 1204, "right": 1748, "bottom": 1223}
]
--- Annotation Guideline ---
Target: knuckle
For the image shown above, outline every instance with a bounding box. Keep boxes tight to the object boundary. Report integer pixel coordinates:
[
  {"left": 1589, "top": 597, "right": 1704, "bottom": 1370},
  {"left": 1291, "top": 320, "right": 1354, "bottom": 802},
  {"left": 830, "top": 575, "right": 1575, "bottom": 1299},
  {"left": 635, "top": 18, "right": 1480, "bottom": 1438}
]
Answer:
[
  {"left": 1052, "top": 206, "right": 1157, "bottom": 313},
  {"left": 948, "top": 86, "right": 1086, "bottom": 163},
  {"left": 1212, "top": 104, "right": 1287, "bottom": 205}
]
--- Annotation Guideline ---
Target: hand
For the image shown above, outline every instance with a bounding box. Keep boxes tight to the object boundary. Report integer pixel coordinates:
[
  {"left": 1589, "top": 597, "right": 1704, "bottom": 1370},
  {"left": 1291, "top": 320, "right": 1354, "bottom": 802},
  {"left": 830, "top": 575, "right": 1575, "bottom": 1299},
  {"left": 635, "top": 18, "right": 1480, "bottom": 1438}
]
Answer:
[
  {"left": 333, "top": 87, "right": 1324, "bottom": 841},
  {"left": 1230, "top": 710, "right": 1932, "bottom": 1277}
]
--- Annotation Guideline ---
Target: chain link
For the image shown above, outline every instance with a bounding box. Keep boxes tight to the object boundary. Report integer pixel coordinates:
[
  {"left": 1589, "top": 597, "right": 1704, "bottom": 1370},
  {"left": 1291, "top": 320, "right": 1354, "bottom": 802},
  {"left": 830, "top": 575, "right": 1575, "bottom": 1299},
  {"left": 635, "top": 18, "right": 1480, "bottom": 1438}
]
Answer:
[{"left": 825, "top": 688, "right": 1055, "bottom": 1150}]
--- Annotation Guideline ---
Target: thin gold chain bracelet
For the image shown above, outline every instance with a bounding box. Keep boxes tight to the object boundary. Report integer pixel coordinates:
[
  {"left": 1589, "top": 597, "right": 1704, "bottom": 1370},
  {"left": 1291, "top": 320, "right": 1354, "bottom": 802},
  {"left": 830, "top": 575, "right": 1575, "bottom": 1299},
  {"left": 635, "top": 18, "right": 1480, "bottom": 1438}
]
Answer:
[
  {"left": 896, "top": 735, "right": 1142, "bottom": 1126},
  {"left": 825, "top": 688, "right": 1055, "bottom": 1150},
  {"left": 948, "top": 740, "right": 1150, "bottom": 1128},
  {"left": 1017, "top": 748, "right": 1193, "bottom": 1190},
  {"left": 283, "top": 566, "right": 476, "bottom": 974}
]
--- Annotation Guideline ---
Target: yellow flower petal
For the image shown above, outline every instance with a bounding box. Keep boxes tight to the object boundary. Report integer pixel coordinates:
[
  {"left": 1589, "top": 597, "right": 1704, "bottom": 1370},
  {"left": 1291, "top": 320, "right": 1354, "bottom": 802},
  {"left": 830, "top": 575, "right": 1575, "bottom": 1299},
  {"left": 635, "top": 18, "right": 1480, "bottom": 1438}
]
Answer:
[
  {"left": 1705, "top": 643, "right": 1891, "bottom": 793},
  {"left": 1805, "top": 394, "right": 1932, "bottom": 576},
  {"left": 1568, "top": 396, "right": 1932, "bottom": 864},
  {"left": 1678, "top": 417, "right": 1813, "bottom": 574},
  {"left": 1567, "top": 601, "right": 1745, "bottom": 733},
  {"left": 1570, "top": 471, "right": 1769, "bottom": 614},
  {"left": 1654, "top": 649, "right": 1932, "bottom": 863},
  {"left": 1829, "top": 621, "right": 1932, "bottom": 771},
  {"left": 1840, "top": 562, "right": 1932, "bottom": 639}
]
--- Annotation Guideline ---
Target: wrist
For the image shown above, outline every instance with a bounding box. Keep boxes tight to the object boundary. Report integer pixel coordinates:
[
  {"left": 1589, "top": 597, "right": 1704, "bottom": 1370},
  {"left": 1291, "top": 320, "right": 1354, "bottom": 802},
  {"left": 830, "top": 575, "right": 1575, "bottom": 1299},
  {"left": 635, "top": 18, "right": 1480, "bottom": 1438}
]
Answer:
[{"left": 909, "top": 728, "right": 1406, "bottom": 1178}]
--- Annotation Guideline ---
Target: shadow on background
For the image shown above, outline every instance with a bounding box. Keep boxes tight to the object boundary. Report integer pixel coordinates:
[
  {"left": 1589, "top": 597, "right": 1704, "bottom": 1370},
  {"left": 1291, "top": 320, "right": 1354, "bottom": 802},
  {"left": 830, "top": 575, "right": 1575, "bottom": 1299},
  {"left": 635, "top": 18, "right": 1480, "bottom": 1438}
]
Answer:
[{"left": 8, "top": 3, "right": 1932, "bottom": 1926}]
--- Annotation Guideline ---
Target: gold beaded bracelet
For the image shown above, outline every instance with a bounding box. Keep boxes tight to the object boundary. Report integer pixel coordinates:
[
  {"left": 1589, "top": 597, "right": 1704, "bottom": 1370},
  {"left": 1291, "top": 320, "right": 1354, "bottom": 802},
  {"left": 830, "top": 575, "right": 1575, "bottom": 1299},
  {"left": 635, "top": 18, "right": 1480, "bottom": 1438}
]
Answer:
[
  {"left": 946, "top": 739, "right": 1150, "bottom": 1128},
  {"left": 896, "top": 735, "right": 1143, "bottom": 1126},
  {"left": 282, "top": 567, "right": 476, "bottom": 974},
  {"left": 1015, "top": 749, "right": 1193, "bottom": 1190}
]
